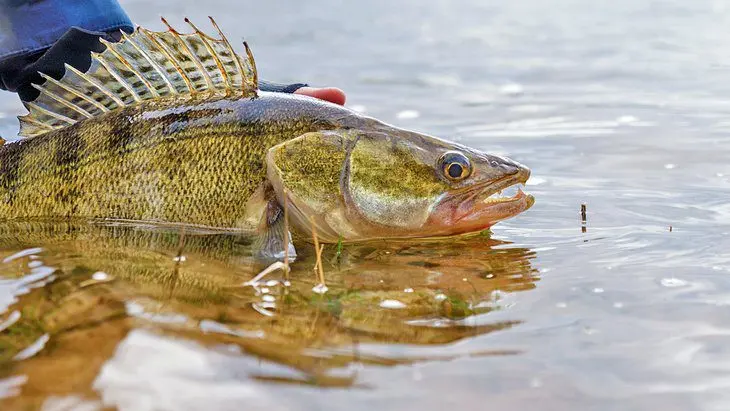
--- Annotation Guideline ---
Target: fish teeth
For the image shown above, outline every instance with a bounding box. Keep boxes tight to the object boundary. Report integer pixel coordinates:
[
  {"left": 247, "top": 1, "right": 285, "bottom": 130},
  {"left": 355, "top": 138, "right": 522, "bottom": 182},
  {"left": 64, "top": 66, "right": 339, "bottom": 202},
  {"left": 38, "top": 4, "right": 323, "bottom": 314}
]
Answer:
[{"left": 482, "top": 184, "right": 523, "bottom": 204}]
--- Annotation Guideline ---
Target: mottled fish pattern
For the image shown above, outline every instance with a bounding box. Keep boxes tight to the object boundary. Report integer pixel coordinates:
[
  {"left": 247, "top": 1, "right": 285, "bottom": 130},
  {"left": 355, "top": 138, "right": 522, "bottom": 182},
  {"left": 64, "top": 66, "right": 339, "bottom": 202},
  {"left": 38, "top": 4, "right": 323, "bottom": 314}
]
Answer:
[{"left": 1, "top": 92, "right": 358, "bottom": 228}]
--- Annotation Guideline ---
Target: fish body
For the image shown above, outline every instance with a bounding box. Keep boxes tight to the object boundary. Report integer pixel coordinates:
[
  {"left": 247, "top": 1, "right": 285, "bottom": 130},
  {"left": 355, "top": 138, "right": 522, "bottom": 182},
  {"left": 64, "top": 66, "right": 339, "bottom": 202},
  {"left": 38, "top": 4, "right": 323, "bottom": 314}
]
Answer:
[
  {"left": 1, "top": 19, "right": 533, "bottom": 251},
  {"left": 0, "top": 92, "right": 357, "bottom": 229}
]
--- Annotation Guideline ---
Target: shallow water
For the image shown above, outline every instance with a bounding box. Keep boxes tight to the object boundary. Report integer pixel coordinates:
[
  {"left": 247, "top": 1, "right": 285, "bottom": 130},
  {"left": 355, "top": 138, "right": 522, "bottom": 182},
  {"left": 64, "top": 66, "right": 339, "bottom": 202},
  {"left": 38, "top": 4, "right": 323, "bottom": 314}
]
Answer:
[{"left": 2, "top": 0, "right": 730, "bottom": 410}]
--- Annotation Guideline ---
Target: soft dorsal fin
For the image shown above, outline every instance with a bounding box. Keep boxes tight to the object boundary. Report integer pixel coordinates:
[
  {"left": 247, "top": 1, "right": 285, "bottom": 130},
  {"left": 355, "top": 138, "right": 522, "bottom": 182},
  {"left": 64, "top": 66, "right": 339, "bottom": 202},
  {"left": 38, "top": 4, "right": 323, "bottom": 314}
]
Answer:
[{"left": 17, "top": 17, "right": 258, "bottom": 138}]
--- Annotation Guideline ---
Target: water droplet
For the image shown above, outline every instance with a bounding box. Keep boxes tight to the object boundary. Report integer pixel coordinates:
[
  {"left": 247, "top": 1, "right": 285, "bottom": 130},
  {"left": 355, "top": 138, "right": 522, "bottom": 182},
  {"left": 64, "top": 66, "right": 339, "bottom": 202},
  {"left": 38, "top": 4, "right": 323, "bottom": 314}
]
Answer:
[
  {"left": 664, "top": 163, "right": 676, "bottom": 170},
  {"left": 92, "top": 271, "right": 108, "bottom": 281},
  {"left": 661, "top": 277, "right": 687, "bottom": 288},
  {"left": 380, "top": 299, "right": 407, "bottom": 309},
  {"left": 404, "top": 288, "right": 414, "bottom": 293},
  {"left": 613, "top": 302, "right": 624, "bottom": 308},
  {"left": 716, "top": 172, "right": 725, "bottom": 177},
  {"left": 592, "top": 287, "right": 604, "bottom": 294},
  {"left": 616, "top": 115, "right": 638, "bottom": 124},
  {"left": 396, "top": 110, "right": 420, "bottom": 119},
  {"left": 556, "top": 302, "right": 567, "bottom": 308},
  {"left": 434, "top": 293, "right": 447, "bottom": 301},
  {"left": 173, "top": 255, "right": 187, "bottom": 262},
  {"left": 485, "top": 273, "right": 495, "bottom": 279},
  {"left": 499, "top": 83, "right": 524, "bottom": 96},
  {"left": 312, "top": 283, "right": 329, "bottom": 294}
]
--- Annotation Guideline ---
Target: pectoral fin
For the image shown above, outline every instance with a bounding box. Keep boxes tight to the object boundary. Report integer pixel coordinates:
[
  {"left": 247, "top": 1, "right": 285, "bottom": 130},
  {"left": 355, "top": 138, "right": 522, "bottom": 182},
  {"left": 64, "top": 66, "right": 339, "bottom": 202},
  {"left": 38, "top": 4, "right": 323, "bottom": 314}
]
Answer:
[{"left": 253, "top": 184, "right": 296, "bottom": 261}]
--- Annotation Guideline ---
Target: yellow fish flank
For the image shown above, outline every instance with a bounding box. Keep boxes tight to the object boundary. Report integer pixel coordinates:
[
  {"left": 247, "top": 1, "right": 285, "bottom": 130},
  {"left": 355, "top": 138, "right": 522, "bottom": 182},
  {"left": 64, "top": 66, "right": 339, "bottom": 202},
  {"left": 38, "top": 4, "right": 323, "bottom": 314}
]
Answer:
[
  {"left": 0, "top": 94, "right": 344, "bottom": 228},
  {"left": 0, "top": 18, "right": 534, "bottom": 254}
]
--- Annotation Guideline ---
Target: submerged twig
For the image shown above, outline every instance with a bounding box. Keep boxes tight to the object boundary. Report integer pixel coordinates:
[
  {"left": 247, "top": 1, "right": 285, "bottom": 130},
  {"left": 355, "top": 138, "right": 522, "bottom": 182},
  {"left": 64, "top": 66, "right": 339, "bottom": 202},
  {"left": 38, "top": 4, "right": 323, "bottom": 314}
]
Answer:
[
  {"left": 313, "top": 245, "right": 325, "bottom": 273},
  {"left": 283, "top": 196, "right": 291, "bottom": 281},
  {"left": 167, "top": 226, "right": 186, "bottom": 299},
  {"left": 309, "top": 216, "right": 327, "bottom": 293}
]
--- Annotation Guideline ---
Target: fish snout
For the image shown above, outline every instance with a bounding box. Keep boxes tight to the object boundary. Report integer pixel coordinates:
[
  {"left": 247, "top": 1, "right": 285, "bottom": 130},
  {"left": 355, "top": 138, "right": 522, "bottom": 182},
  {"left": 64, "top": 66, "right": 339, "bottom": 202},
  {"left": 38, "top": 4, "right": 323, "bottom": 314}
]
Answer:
[{"left": 485, "top": 154, "right": 531, "bottom": 183}]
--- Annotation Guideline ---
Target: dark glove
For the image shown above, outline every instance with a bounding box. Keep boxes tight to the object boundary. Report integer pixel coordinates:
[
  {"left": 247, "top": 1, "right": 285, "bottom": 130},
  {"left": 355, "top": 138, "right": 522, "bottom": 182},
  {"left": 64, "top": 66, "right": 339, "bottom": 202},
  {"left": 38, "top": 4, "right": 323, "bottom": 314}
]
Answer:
[
  {"left": 0, "top": 27, "right": 116, "bottom": 101},
  {"left": 0, "top": 27, "right": 308, "bottom": 102}
]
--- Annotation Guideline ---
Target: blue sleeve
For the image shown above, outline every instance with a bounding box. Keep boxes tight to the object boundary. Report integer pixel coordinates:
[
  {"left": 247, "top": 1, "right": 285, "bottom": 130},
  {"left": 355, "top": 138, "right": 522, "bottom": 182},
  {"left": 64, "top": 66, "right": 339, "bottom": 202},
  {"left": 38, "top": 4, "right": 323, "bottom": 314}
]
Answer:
[
  {"left": 0, "top": 1, "right": 308, "bottom": 102},
  {"left": 0, "top": 0, "right": 133, "bottom": 61}
]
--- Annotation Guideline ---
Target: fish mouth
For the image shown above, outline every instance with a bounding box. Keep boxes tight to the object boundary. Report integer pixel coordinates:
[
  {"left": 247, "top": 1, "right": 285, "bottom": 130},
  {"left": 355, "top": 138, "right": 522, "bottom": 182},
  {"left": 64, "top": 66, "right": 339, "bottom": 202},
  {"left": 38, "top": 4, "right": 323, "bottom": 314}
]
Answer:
[
  {"left": 462, "top": 181, "right": 534, "bottom": 221},
  {"left": 427, "top": 172, "right": 534, "bottom": 234}
]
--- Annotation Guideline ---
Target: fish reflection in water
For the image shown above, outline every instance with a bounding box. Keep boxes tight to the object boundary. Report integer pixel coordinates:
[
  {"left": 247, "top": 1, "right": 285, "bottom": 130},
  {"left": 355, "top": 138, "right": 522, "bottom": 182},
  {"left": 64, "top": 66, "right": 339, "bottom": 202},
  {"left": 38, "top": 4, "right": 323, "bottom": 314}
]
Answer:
[{"left": 0, "top": 221, "right": 537, "bottom": 408}]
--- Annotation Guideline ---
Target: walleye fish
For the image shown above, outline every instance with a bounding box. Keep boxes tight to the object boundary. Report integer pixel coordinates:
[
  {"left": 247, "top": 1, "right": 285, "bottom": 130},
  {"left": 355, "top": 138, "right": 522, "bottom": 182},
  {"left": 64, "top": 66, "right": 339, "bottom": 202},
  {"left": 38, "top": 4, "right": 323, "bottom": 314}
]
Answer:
[{"left": 1, "top": 18, "right": 533, "bottom": 255}]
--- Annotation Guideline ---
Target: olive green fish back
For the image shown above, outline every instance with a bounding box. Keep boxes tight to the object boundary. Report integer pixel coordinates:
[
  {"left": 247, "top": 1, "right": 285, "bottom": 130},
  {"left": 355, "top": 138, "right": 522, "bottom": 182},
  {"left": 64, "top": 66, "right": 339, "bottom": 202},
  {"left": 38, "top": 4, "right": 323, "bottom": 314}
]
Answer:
[
  {"left": 18, "top": 17, "right": 258, "bottom": 138},
  {"left": 0, "top": 97, "right": 331, "bottom": 227}
]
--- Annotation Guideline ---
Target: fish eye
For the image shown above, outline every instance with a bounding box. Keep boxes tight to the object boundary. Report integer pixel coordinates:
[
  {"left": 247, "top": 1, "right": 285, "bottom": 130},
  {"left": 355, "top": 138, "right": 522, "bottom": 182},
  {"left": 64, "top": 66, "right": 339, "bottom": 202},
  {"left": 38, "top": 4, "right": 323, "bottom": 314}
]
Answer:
[{"left": 438, "top": 151, "right": 471, "bottom": 181}]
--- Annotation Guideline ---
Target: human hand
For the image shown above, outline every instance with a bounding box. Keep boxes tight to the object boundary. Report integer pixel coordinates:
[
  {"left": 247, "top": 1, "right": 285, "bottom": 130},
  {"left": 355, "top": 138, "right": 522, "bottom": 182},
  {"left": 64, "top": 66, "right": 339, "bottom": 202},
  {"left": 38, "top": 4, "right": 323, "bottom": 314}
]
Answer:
[{"left": 293, "top": 87, "right": 346, "bottom": 106}]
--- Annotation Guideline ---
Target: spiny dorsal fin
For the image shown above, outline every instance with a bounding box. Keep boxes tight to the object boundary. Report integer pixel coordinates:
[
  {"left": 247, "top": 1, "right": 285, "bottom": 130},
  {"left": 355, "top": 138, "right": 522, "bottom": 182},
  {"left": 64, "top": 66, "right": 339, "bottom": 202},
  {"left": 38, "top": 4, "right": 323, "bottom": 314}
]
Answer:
[{"left": 18, "top": 17, "right": 258, "bottom": 138}]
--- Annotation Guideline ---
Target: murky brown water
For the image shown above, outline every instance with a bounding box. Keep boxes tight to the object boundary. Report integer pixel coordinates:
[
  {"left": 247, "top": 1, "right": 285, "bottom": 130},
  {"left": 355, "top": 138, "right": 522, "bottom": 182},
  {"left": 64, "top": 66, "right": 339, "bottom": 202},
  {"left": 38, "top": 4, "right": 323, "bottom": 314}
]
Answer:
[
  {"left": 0, "top": 223, "right": 537, "bottom": 410},
  {"left": 2, "top": 0, "right": 730, "bottom": 410}
]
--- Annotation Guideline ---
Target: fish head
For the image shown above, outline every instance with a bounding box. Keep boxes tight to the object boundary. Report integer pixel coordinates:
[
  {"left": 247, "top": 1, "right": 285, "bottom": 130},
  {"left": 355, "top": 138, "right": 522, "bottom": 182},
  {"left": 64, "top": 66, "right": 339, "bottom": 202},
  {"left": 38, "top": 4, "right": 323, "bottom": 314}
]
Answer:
[{"left": 266, "top": 125, "right": 533, "bottom": 243}]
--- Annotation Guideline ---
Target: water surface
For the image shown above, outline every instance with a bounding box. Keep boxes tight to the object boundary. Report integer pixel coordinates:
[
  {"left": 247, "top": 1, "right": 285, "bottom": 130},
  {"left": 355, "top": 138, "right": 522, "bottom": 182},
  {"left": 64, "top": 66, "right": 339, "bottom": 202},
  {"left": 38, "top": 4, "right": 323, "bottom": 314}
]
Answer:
[{"left": 2, "top": 0, "right": 730, "bottom": 410}]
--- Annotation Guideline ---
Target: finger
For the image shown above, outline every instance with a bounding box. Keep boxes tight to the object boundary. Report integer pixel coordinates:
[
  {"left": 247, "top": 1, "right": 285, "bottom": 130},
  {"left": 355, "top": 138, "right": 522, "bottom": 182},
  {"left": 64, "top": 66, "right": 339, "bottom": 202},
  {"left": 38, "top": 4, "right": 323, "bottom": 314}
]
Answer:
[{"left": 294, "top": 87, "right": 346, "bottom": 106}]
